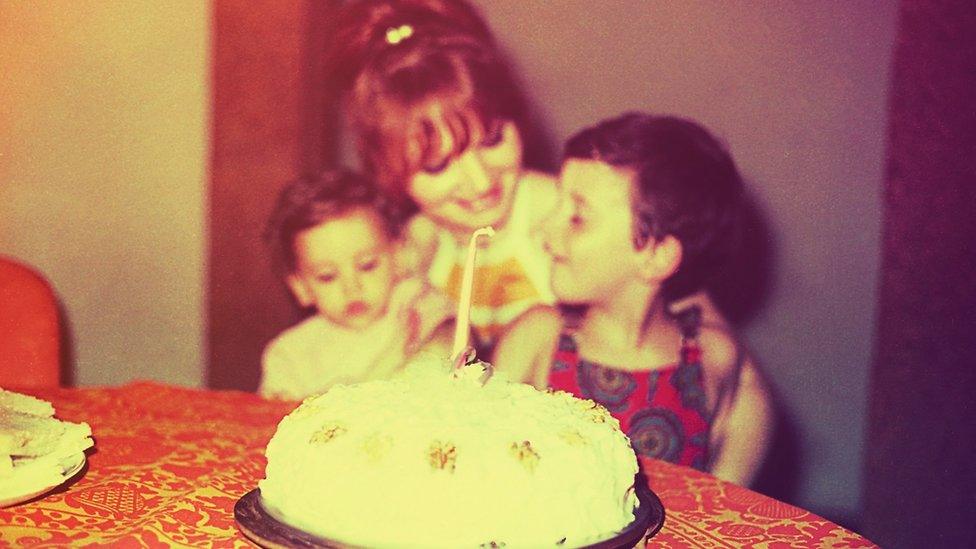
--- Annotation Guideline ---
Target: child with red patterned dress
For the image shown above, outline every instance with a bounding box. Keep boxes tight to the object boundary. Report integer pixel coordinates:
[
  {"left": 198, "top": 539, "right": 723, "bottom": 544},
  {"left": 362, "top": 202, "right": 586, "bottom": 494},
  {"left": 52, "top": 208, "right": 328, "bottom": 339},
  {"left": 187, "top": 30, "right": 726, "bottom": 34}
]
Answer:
[{"left": 495, "top": 112, "right": 773, "bottom": 486}]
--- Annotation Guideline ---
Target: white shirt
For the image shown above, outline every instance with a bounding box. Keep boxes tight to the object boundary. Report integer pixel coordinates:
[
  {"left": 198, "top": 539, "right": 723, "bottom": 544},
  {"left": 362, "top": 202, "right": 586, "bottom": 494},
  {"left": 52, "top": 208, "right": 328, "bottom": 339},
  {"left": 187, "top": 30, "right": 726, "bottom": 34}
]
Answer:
[{"left": 259, "top": 278, "right": 451, "bottom": 400}]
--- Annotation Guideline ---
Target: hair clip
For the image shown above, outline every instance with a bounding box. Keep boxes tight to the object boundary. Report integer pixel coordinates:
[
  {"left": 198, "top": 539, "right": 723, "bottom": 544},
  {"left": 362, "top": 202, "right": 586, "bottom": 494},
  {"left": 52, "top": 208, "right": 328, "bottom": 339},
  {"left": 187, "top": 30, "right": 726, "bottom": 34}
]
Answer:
[{"left": 385, "top": 24, "right": 414, "bottom": 45}]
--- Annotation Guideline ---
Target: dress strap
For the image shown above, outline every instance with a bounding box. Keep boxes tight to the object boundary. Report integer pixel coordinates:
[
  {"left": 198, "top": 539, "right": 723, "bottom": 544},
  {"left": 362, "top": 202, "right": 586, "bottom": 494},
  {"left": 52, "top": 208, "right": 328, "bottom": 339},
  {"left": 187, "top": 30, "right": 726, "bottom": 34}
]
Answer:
[
  {"left": 673, "top": 305, "right": 702, "bottom": 339},
  {"left": 672, "top": 305, "right": 702, "bottom": 365}
]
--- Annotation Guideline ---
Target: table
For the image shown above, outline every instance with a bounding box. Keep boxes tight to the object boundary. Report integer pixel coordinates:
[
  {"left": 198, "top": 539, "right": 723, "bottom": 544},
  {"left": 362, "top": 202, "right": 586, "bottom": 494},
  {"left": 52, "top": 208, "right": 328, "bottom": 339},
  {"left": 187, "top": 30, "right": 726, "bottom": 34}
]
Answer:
[{"left": 1, "top": 382, "right": 877, "bottom": 547}]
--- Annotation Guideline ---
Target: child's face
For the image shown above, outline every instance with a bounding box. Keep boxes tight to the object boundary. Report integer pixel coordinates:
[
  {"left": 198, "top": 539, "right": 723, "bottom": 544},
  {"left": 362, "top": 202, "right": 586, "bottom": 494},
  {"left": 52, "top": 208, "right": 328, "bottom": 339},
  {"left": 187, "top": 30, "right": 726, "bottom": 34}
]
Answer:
[
  {"left": 287, "top": 207, "right": 395, "bottom": 330},
  {"left": 406, "top": 118, "right": 522, "bottom": 236},
  {"left": 544, "top": 159, "right": 646, "bottom": 305}
]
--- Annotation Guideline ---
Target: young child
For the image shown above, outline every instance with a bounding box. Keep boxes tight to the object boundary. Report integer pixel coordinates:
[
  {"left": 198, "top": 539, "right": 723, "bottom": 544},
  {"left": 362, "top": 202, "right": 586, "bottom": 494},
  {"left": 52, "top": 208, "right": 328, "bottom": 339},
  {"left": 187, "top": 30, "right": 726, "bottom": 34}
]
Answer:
[
  {"left": 259, "top": 169, "right": 453, "bottom": 400},
  {"left": 495, "top": 113, "right": 773, "bottom": 486}
]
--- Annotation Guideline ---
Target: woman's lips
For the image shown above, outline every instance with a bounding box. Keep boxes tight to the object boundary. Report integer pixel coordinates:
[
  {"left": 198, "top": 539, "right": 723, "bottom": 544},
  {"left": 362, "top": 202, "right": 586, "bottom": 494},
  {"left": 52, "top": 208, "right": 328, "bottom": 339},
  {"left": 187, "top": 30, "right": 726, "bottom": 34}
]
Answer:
[
  {"left": 458, "top": 184, "right": 503, "bottom": 213},
  {"left": 345, "top": 301, "right": 368, "bottom": 316}
]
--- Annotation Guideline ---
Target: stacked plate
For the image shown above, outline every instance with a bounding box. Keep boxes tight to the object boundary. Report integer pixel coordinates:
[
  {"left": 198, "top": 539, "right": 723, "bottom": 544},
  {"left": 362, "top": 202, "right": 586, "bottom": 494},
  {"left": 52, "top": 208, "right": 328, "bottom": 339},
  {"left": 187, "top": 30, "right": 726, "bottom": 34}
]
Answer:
[{"left": 0, "top": 389, "right": 93, "bottom": 507}]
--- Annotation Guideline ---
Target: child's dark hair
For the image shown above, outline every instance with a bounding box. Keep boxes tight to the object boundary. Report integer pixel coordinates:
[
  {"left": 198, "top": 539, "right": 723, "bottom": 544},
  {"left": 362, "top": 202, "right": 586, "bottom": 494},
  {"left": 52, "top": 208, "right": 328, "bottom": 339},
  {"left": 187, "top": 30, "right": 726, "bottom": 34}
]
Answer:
[
  {"left": 265, "top": 169, "right": 401, "bottom": 274},
  {"left": 564, "top": 112, "right": 744, "bottom": 303}
]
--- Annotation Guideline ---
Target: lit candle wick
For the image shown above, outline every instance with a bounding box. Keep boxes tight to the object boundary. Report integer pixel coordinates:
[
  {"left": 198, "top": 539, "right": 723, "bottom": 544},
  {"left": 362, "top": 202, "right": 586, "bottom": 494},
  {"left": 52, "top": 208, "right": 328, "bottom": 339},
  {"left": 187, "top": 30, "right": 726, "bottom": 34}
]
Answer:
[{"left": 451, "top": 226, "right": 495, "bottom": 363}]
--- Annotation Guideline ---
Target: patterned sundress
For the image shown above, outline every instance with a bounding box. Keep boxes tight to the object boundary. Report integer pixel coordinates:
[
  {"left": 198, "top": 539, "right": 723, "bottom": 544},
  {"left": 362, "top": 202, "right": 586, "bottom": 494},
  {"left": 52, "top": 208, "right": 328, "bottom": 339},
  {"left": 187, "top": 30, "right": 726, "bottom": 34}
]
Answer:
[{"left": 547, "top": 319, "right": 712, "bottom": 470}]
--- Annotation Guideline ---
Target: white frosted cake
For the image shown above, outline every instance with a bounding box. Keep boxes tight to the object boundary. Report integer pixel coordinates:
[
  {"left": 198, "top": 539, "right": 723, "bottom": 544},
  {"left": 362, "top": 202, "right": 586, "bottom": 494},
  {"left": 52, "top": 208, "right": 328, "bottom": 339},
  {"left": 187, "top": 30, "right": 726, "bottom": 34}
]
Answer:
[{"left": 259, "top": 361, "right": 640, "bottom": 548}]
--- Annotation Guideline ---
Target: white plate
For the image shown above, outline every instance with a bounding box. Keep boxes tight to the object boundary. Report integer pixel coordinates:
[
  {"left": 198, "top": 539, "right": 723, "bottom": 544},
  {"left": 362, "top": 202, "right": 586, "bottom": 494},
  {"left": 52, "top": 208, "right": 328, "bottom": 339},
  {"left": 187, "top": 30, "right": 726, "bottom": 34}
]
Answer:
[{"left": 0, "top": 452, "right": 86, "bottom": 508}]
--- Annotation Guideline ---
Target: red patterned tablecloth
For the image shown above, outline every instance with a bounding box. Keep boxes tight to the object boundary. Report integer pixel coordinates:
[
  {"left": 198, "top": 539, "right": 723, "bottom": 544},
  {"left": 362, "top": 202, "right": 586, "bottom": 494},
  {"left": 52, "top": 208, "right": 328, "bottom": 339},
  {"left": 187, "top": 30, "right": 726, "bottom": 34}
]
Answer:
[{"left": 0, "top": 382, "right": 876, "bottom": 547}]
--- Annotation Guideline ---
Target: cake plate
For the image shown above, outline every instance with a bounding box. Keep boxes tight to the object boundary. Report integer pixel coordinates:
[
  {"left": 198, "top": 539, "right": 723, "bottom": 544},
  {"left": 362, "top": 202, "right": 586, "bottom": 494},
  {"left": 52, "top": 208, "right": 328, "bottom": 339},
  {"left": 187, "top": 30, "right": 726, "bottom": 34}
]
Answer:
[
  {"left": 234, "top": 473, "right": 664, "bottom": 548},
  {"left": 0, "top": 452, "right": 87, "bottom": 508}
]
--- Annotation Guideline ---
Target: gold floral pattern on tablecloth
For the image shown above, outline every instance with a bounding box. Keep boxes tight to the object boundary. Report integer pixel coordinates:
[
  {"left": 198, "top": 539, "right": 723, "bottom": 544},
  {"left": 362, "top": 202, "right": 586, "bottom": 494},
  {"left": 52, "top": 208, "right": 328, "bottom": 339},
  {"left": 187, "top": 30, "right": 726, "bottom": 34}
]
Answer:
[
  {"left": 641, "top": 457, "right": 877, "bottom": 548},
  {"left": 0, "top": 383, "right": 878, "bottom": 547},
  {"left": 1, "top": 383, "right": 295, "bottom": 547}
]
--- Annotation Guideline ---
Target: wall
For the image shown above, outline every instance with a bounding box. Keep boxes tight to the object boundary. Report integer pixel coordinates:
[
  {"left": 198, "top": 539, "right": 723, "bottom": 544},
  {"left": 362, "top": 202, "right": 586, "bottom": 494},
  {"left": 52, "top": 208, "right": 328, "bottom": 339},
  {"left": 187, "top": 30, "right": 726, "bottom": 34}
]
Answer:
[
  {"left": 865, "top": 2, "right": 976, "bottom": 546},
  {"left": 470, "top": 0, "right": 897, "bottom": 524},
  {"left": 208, "top": 0, "right": 338, "bottom": 391},
  {"left": 0, "top": 2, "right": 208, "bottom": 387}
]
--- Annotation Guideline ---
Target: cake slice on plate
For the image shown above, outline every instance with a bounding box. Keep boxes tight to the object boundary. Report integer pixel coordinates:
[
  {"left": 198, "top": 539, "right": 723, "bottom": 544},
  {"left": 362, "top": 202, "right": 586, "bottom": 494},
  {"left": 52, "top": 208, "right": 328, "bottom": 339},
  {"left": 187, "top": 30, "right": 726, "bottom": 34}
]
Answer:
[{"left": 0, "top": 389, "right": 93, "bottom": 484}]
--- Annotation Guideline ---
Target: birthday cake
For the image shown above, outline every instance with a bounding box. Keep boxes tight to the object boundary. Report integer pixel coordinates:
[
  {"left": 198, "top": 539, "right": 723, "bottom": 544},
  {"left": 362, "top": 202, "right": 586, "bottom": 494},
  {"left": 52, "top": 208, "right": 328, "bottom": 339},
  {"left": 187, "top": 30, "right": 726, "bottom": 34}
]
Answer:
[{"left": 259, "top": 360, "right": 640, "bottom": 548}]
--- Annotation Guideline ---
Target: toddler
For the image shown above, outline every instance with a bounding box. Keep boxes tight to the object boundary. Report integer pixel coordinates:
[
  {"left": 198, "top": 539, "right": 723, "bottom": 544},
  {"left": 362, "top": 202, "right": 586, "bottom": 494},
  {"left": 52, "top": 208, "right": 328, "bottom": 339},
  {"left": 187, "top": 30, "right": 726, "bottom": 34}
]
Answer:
[
  {"left": 259, "top": 170, "right": 453, "bottom": 400},
  {"left": 495, "top": 113, "right": 773, "bottom": 486}
]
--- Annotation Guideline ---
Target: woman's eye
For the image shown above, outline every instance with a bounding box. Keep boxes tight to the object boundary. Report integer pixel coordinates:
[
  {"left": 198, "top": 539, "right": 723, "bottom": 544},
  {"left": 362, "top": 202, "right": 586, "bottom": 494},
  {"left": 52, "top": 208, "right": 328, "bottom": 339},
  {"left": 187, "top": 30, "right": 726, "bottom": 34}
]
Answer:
[
  {"left": 480, "top": 122, "right": 504, "bottom": 148},
  {"left": 421, "top": 156, "right": 451, "bottom": 175}
]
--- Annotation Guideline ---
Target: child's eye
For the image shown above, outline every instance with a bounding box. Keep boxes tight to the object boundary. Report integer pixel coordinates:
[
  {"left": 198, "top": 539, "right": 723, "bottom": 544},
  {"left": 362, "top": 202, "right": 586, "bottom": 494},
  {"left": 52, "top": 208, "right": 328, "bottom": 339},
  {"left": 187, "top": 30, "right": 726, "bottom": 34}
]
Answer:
[
  {"left": 316, "top": 272, "right": 338, "bottom": 283},
  {"left": 480, "top": 121, "right": 504, "bottom": 148}
]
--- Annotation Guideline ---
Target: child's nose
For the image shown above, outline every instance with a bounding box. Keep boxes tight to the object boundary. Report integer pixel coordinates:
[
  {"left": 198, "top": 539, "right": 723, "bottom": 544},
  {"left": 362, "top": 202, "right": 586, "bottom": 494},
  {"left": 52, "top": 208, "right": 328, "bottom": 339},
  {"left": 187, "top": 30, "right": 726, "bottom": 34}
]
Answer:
[{"left": 342, "top": 274, "right": 363, "bottom": 297}]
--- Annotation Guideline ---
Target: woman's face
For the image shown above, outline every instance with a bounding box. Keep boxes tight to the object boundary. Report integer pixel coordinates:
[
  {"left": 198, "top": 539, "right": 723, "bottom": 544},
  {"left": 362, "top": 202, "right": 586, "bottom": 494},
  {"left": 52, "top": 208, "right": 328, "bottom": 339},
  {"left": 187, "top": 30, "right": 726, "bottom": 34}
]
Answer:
[{"left": 406, "top": 119, "right": 523, "bottom": 236}]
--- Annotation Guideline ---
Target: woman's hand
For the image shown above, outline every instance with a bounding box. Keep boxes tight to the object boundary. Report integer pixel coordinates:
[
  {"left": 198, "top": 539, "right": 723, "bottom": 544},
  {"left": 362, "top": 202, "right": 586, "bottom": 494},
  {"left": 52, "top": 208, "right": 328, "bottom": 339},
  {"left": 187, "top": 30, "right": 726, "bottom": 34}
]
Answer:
[{"left": 400, "top": 284, "right": 454, "bottom": 356}]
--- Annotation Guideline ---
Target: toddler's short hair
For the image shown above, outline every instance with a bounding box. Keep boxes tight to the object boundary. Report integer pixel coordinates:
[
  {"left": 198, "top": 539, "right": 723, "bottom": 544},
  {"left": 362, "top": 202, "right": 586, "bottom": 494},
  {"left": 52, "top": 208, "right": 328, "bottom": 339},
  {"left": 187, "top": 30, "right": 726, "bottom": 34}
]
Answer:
[
  {"left": 564, "top": 112, "right": 744, "bottom": 302},
  {"left": 265, "top": 169, "right": 401, "bottom": 274}
]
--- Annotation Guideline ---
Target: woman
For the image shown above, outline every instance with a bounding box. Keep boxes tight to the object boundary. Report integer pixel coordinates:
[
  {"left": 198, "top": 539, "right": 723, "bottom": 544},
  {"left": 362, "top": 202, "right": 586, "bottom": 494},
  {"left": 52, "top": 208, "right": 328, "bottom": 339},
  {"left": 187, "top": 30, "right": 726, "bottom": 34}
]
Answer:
[{"left": 328, "top": 0, "right": 558, "bottom": 352}]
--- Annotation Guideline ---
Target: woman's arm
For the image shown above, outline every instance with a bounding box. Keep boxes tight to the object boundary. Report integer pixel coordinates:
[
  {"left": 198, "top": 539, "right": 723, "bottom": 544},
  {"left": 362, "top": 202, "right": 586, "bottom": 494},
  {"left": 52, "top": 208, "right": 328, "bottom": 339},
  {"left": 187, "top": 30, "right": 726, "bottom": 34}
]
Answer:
[
  {"left": 491, "top": 305, "right": 562, "bottom": 387},
  {"left": 411, "top": 317, "right": 455, "bottom": 362}
]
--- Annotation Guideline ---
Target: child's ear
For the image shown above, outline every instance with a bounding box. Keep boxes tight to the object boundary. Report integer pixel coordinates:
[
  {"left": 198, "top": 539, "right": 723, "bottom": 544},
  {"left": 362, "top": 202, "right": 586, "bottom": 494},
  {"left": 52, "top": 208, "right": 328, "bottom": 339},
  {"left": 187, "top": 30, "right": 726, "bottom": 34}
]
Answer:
[
  {"left": 286, "top": 275, "right": 314, "bottom": 307},
  {"left": 638, "top": 234, "right": 682, "bottom": 282}
]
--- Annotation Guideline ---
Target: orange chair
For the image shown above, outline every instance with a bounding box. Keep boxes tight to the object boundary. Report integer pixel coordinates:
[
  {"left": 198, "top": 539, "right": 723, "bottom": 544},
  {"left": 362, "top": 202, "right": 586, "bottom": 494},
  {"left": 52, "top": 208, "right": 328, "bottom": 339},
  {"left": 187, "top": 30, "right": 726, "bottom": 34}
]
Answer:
[{"left": 0, "top": 256, "right": 61, "bottom": 388}]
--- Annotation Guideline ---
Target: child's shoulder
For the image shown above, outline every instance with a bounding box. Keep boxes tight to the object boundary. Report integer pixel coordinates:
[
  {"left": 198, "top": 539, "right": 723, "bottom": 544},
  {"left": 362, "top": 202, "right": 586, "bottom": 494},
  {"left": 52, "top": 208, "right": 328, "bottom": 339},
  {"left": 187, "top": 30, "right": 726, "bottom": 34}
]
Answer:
[
  {"left": 263, "top": 316, "right": 331, "bottom": 355},
  {"left": 402, "top": 213, "right": 440, "bottom": 247},
  {"left": 520, "top": 169, "right": 557, "bottom": 200},
  {"left": 520, "top": 169, "right": 557, "bottom": 187},
  {"left": 519, "top": 170, "right": 559, "bottom": 226},
  {"left": 696, "top": 323, "right": 743, "bottom": 381}
]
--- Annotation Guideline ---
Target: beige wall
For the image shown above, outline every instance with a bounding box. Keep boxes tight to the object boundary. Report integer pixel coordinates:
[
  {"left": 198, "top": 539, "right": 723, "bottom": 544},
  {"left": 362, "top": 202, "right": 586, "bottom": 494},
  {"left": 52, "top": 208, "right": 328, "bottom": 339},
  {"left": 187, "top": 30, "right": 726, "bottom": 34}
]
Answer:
[
  {"left": 471, "top": 0, "right": 897, "bottom": 524},
  {"left": 0, "top": 2, "right": 208, "bottom": 387}
]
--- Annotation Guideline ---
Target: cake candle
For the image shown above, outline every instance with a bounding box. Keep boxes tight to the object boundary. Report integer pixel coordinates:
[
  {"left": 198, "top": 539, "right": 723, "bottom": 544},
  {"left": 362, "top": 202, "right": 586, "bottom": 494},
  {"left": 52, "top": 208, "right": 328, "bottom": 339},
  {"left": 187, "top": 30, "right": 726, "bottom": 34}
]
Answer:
[{"left": 451, "top": 226, "right": 494, "bottom": 361}]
